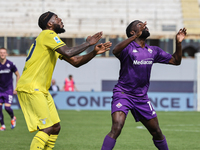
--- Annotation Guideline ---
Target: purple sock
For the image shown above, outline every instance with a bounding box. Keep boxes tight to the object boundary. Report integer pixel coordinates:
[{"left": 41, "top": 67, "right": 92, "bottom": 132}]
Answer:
[
  {"left": 5, "top": 106, "right": 14, "bottom": 119},
  {"left": 0, "top": 105, "right": 5, "bottom": 125},
  {"left": 153, "top": 136, "right": 169, "bottom": 150},
  {"left": 101, "top": 135, "right": 116, "bottom": 150}
]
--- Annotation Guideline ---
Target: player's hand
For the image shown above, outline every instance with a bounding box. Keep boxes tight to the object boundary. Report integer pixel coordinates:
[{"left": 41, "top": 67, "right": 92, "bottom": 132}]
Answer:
[
  {"left": 86, "top": 32, "right": 103, "bottom": 46},
  {"left": 94, "top": 41, "right": 112, "bottom": 55},
  {"left": 176, "top": 28, "right": 187, "bottom": 43},
  {"left": 135, "top": 21, "right": 147, "bottom": 37},
  {"left": 13, "top": 90, "right": 17, "bottom": 95}
]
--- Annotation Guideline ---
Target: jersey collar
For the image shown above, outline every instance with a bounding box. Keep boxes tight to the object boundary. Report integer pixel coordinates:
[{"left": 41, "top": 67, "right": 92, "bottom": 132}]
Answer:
[{"left": 132, "top": 41, "right": 149, "bottom": 49}]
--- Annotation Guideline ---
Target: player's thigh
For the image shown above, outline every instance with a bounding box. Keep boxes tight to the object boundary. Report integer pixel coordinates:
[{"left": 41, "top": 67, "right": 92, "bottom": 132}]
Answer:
[
  {"left": 46, "top": 92, "right": 60, "bottom": 124},
  {"left": 0, "top": 94, "right": 13, "bottom": 105},
  {"left": 140, "top": 117, "right": 164, "bottom": 139},
  {"left": 4, "top": 103, "right": 11, "bottom": 107},
  {"left": 17, "top": 91, "right": 56, "bottom": 131},
  {"left": 140, "top": 116, "right": 160, "bottom": 131},
  {"left": 112, "top": 111, "right": 126, "bottom": 126},
  {"left": 0, "top": 96, "right": 3, "bottom": 106},
  {"left": 111, "top": 92, "right": 131, "bottom": 117},
  {"left": 131, "top": 100, "right": 157, "bottom": 122},
  {"left": 18, "top": 91, "right": 51, "bottom": 117}
]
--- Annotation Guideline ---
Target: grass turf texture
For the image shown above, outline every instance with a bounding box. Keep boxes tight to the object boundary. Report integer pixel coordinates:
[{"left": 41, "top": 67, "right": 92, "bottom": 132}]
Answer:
[{"left": 1, "top": 110, "right": 200, "bottom": 150}]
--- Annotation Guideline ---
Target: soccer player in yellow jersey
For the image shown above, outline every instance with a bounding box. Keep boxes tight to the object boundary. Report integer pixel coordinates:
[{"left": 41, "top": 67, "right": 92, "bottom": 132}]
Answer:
[{"left": 16, "top": 11, "right": 112, "bottom": 150}]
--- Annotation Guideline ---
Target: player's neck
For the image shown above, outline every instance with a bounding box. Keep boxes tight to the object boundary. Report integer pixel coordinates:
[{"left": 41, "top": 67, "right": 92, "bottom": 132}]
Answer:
[
  {"left": 0, "top": 58, "right": 6, "bottom": 65},
  {"left": 134, "top": 39, "right": 146, "bottom": 48}
]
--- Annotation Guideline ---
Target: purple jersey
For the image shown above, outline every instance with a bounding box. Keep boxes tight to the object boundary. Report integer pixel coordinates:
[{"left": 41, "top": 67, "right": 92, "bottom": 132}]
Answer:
[
  {"left": 0, "top": 59, "right": 17, "bottom": 94},
  {"left": 113, "top": 41, "right": 172, "bottom": 99}
]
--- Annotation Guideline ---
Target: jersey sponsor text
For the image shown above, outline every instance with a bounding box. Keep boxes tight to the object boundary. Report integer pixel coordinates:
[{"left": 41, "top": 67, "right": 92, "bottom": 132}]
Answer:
[{"left": 133, "top": 60, "right": 153, "bottom": 65}]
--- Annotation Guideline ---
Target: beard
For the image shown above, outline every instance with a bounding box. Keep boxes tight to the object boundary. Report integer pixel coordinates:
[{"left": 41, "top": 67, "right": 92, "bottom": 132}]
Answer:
[
  {"left": 54, "top": 24, "right": 65, "bottom": 34},
  {"left": 139, "top": 29, "right": 150, "bottom": 39}
]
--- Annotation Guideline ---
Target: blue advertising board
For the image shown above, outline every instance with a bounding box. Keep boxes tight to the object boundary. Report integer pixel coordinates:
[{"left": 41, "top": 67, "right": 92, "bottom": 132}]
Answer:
[{"left": 11, "top": 92, "right": 196, "bottom": 111}]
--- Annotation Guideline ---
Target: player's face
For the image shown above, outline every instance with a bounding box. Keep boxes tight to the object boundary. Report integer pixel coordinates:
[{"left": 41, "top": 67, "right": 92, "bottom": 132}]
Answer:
[
  {"left": 52, "top": 79, "right": 56, "bottom": 85},
  {"left": 0, "top": 49, "right": 7, "bottom": 60},
  {"left": 139, "top": 23, "right": 150, "bottom": 39},
  {"left": 51, "top": 15, "right": 65, "bottom": 34}
]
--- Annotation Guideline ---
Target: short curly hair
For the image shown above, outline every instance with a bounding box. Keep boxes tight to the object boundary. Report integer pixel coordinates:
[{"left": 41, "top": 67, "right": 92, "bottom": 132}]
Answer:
[{"left": 126, "top": 20, "right": 140, "bottom": 38}]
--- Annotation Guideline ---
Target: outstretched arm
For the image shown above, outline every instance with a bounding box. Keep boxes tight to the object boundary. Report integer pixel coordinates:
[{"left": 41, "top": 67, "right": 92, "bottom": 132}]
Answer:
[
  {"left": 56, "top": 32, "right": 103, "bottom": 58},
  {"left": 62, "top": 41, "right": 112, "bottom": 67},
  {"left": 113, "top": 22, "right": 146, "bottom": 57},
  {"left": 168, "top": 28, "right": 187, "bottom": 65}
]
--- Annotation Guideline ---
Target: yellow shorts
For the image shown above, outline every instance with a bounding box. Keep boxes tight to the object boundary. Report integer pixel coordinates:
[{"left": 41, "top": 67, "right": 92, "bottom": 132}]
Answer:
[{"left": 17, "top": 91, "right": 60, "bottom": 133}]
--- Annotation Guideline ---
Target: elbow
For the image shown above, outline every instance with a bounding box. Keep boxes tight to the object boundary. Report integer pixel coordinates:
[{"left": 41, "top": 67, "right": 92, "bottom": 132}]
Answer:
[
  {"left": 112, "top": 45, "right": 121, "bottom": 57},
  {"left": 71, "top": 62, "right": 81, "bottom": 68},
  {"left": 174, "top": 60, "right": 181, "bottom": 66},
  {"left": 112, "top": 49, "right": 119, "bottom": 57},
  {"left": 171, "top": 55, "right": 181, "bottom": 66},
  {"left": 67, "top": 57, "right": 82, "bottom": 68},
  {"left": 174, "top": 63, "right": 180, "bottom": 66},
  {"left": 177, "top": 61, "right": 181, "bottom": 65},
  {"left": 112, "top": 49, "right": 117, "bottom": 55},
  {"left": 74, "top": 64, "right": 81, "bottom": 68},
  {"left": 176, "top": 58, "right": 182, "bottom": 65}
]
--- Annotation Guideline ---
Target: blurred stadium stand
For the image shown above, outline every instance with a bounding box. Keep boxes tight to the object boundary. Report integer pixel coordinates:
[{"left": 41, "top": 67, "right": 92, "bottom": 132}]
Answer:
[
  {"left": 181, "top": 0, "right": 200, "bottom": 35},
  {"left": 0, "top": 0, "right": 200, "bottom": 56},
  {"left": 0, "top": 0, "right": 183, "bottom": 37}
]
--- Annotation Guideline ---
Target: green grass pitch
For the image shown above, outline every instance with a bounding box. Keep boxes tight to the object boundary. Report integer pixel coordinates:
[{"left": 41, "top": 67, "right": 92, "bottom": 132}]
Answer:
[{"left": 1, "top": 110, "right": 200, "bottom": 150}]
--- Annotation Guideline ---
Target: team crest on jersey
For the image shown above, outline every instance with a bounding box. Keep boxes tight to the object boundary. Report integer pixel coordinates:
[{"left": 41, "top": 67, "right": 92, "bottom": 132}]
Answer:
[
  {"left": 54, "top": 36, "right": 61, "bottom": 43},
  {"left": 6, "top": 63, "right": 10, "bottom": 68},
  {"left": 116, "top": 102, "right": 122, "bottom": 108},
  {"left": 148, "top": 48, "right": 153, "bottom": 53},
  {"left": 40, "top": 118, "right": 47, "bottom": 124},
  {"left": 132, "top": 49, "right": 138, "bottom": 53}
]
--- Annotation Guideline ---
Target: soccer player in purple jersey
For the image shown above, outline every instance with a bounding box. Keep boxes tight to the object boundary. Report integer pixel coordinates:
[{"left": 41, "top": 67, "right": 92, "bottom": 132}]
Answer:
[
  {"left": 101, "top": 21, "right": 187, "bottom": 150},
  {"left": 0, "top": 47, "right": 20, "bottom": 131}
]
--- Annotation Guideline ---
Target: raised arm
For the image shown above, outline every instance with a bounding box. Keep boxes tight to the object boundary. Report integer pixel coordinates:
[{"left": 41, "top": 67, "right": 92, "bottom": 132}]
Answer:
[
  {"left": 168, "top": 28, "right": 187, "bottom": 65},
  {"left": 56, "top": 32, "right": 103, "bottom": 58},
  {"left": 61, "top": 41, "right": 112, "bottom": 67},
  {"left": 113, "top": 22, "right": 146, "bottom": 57}
]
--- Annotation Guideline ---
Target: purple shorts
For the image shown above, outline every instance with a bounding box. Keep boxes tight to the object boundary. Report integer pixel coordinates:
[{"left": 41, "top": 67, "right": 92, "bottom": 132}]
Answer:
[
  {"left": 111, "top": 92, "right": 157, "bottom": 122},
  {"left": 0, "top": 93, "right": 13, "bottom": 104}
]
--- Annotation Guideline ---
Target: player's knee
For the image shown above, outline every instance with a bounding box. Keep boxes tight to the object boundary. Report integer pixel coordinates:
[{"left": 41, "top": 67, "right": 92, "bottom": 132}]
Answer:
[
  {"left": 52, "top": 123, "right": 61, "bottom": 134},
  {"left": 112, "top": 122, "right": 123, "bottom": 133},
  {"left": 4, "top": 106, "right": 11, "bottom": 111},
  {"left": 54, "top": 124, "right": 61, "bottom": 133},
  {"left": 110, "top": 124, "right": 123, "bottom": 139},
  {"left": 151, "top": 128, "right": 163, "bottom": 139},
  {"left": 41, "top": 126, "right": 54, "bottom": 135}
]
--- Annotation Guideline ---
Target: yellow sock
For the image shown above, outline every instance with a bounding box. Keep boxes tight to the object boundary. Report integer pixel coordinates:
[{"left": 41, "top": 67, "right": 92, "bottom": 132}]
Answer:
[
  {"left": 44, "top": 134, "right": 58, "bottom": 150},
  {"left": 30, "top": 131, "right": 50, "bottom": 150}
]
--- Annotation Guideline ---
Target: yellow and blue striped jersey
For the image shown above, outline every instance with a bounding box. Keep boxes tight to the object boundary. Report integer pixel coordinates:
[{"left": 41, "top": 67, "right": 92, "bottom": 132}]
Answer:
[{"left": 16, "top": 30, "right": 65, "bottom": 94}]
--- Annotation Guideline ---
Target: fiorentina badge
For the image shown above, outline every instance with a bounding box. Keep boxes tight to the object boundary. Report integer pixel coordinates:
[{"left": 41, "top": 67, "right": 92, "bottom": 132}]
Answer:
[{"left": 148, "top": 48, "right": 153, "bottom": 53}]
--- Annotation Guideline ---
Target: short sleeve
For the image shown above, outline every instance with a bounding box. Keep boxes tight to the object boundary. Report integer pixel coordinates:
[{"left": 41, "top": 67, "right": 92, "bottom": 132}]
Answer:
[
  {"left": 11, "top": 62, "right": 18, "bottom": 73},
  {"left": 153, "top": 46, "right": 172, "bottom": 64},
  {"left": 43, "top": 31, "right": 66, "bottom": 51},
  {"left": 58, "top": 54, "right": 64, "bottom": 60}
]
